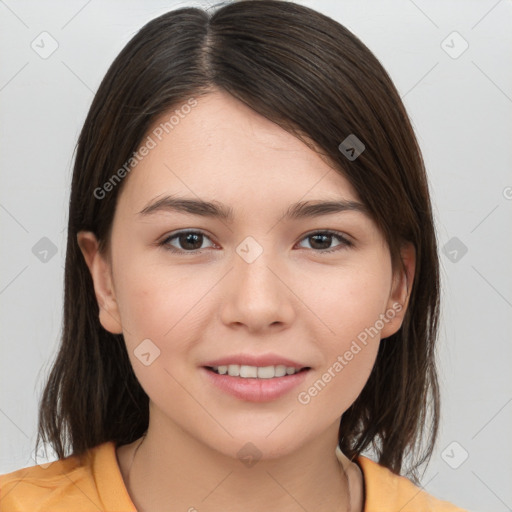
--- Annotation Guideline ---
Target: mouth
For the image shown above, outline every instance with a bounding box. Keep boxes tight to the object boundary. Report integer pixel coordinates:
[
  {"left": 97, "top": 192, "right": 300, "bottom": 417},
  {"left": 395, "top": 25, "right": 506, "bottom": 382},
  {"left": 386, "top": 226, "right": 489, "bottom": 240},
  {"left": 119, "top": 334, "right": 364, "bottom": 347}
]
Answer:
[
  {"left": 204, "top": 364, "right": 311, "bottom": 379},
  {"left": 201, "top": 364, "right": 311, "bottom": 402}
]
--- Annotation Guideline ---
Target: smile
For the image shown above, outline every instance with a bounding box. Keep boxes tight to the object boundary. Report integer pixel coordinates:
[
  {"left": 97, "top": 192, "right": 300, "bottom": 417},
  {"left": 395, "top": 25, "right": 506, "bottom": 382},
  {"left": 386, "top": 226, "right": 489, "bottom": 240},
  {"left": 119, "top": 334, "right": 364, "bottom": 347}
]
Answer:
[
  {"left": 201, "top": 365, "right": 311, "bottom": 402},
  {"left": 207, "top": 364, "right": 310, "bottom": 379}
]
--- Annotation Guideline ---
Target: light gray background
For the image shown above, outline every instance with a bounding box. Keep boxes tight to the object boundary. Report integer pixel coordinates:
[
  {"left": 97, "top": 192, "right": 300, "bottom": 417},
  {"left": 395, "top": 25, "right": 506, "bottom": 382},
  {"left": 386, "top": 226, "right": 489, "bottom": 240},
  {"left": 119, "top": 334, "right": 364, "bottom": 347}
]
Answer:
[{"left": 1, "top": 1, "right": 511, "bottom": 511}]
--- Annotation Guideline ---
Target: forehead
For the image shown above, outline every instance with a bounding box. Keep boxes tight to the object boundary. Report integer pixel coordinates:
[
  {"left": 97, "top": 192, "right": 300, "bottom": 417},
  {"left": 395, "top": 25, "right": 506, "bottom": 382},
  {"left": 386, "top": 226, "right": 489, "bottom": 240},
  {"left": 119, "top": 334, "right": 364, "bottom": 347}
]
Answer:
[{"left": 118, "top": 90, "right": 360, "bottom": 213}]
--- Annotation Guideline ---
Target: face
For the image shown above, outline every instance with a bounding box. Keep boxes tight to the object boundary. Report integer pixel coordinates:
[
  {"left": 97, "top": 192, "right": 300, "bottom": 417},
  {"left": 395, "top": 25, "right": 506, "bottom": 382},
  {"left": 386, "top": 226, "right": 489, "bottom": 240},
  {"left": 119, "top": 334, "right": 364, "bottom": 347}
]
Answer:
[{"left": 78, "top": 90, "right": 414, "bottom": 460}]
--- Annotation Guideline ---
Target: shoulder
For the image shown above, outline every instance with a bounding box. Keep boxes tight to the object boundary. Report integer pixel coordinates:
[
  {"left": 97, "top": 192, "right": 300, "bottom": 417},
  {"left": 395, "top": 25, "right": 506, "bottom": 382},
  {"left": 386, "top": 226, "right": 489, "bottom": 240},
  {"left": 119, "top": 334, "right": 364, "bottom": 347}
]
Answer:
[
  {"left": 0, "top": 441, "right": 134, "bottom": 512},
  {"left": 356, "top": 455, "right": 469, "bottom": 512}
]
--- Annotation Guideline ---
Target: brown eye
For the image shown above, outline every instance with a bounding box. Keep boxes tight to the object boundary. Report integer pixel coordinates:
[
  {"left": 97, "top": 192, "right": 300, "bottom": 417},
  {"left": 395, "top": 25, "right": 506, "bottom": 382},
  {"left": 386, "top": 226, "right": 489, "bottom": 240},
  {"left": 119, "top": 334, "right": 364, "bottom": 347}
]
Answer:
[
  {"left": 160, "top": 231, "right": 215, "bottom": 253},
  {"left": 159, "top": 229, "right": 352, "bottom": 256},
  {"left": 297, "top": 231, "right": 352, "bottom": 254}
]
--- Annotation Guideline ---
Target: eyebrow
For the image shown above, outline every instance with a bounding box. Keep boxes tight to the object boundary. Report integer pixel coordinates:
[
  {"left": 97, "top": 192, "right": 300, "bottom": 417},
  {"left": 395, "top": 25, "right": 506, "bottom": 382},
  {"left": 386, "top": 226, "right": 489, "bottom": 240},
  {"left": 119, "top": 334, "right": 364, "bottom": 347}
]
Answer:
[{"left": 137, "top": 195, "right": 369, "bottom": 222}]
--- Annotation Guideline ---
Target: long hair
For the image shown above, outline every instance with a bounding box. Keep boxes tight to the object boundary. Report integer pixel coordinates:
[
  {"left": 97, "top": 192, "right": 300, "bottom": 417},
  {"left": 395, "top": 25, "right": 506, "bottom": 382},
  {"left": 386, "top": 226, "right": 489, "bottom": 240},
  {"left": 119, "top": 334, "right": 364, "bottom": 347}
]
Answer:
[{"left": 35, "top": 0, "right": 440, "bottom": 484}]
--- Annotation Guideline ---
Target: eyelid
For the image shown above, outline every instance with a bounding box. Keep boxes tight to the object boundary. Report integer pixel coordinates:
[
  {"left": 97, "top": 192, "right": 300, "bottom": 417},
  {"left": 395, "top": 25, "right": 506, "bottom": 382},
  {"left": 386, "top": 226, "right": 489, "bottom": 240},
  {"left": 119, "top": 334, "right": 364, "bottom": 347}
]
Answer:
[
  {"left": 300, "top": 228, "right": 353, "bottom": 244},
  {"left": 159, "top": 229, "right": 217, "bottom": 251},
  {"left": 297, "top": 229, "right": 353, "bottom": 253},
  {"left": 159, "top": 228, "right": 354, "bottom": 255}
]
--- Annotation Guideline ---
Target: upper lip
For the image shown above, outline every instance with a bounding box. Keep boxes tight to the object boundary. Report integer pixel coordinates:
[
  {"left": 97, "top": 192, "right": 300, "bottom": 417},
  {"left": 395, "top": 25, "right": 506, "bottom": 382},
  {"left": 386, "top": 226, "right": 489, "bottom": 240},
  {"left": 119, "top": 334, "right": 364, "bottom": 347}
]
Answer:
[{"left": 202, "top": 353, "right": 310, "bottom": 369}]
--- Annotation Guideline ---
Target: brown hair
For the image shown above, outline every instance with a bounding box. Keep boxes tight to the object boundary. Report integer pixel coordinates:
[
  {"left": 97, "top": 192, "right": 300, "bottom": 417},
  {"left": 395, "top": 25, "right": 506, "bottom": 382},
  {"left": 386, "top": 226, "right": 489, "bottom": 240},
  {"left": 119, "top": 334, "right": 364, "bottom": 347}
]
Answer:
[{"left": 36, "top": 0, "right": 440, "bottom": 483}]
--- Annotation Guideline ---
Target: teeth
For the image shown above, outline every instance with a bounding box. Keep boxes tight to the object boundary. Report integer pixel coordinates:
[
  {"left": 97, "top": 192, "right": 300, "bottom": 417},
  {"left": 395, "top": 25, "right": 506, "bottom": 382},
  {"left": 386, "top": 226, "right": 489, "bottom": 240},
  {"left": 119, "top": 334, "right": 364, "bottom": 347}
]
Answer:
[{"left": 211, "top": 364, "right": 304, "bottom": 378}]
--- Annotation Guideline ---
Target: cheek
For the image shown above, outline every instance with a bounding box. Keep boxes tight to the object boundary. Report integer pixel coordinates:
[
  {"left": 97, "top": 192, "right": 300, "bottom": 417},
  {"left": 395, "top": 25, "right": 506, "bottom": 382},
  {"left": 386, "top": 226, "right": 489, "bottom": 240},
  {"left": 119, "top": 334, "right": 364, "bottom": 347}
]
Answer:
[
  {"left": 314, "top": 259, "right": 393, "bottom": 340},
  {"left": 297, "top": 288, "right": 383, "bottom": 422},
  {"left": 112, "top": 253, "right": 196, "bottom": 344},
  {"left": 112, "top": 263, "right": 207, "bottom": 403},
  {"left": 297, "top": 342, "right": 379, "bottom": 424},
  {"left": 296, "top": 261, "right": 391, "bottom": 415}
]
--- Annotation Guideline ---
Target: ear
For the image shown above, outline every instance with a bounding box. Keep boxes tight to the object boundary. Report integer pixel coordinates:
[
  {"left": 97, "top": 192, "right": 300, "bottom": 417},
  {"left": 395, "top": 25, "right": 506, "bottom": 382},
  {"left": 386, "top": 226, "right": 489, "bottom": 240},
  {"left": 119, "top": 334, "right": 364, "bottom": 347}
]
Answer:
[
  {"left": 76, "top": 231, "right": 123, "bottom": 334},
  {"left": 380, "top": 242, "right": 416, "bottom": 339}
]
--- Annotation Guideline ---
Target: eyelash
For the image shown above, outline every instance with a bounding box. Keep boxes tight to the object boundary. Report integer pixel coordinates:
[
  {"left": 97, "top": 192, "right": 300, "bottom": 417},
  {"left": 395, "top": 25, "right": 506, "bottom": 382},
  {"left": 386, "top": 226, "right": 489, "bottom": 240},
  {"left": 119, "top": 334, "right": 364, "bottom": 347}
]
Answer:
[{"left": 158, "top": 229, "right": 353, "bottom": 255}]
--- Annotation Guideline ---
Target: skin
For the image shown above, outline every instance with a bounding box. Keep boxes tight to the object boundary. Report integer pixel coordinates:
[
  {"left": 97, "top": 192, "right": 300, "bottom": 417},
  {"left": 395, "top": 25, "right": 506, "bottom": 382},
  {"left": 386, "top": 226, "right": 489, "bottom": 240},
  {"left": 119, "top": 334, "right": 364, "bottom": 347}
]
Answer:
[{"left": 78, "top": 89, "right": 415, "bottom": 512}]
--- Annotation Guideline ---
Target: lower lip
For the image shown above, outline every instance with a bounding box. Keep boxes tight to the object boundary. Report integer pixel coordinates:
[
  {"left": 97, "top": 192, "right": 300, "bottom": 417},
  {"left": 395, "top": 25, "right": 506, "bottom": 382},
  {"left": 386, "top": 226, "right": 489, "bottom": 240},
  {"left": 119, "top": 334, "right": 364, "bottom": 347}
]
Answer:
[{"left": 200, "top": 367, "right": 310, "bottom": 402}]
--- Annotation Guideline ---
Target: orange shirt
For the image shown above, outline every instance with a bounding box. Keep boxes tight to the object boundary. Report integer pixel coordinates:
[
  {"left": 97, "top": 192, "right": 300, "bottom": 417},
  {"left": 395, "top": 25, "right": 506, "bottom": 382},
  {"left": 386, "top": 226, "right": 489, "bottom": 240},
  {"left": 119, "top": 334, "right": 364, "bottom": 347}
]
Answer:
[{"left": 0, "top": 441, "right": 468, "bottom": 511}]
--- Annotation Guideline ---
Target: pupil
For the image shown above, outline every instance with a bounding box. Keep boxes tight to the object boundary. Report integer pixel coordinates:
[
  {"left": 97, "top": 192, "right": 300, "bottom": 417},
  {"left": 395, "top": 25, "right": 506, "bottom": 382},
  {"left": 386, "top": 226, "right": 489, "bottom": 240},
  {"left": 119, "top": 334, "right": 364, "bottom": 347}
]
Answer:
[
  {"left": 181, "top": 233, "right": 202, "bottom": 250},
  {"left": 311, "top": 234, "right": 330, "bottom": 250}
]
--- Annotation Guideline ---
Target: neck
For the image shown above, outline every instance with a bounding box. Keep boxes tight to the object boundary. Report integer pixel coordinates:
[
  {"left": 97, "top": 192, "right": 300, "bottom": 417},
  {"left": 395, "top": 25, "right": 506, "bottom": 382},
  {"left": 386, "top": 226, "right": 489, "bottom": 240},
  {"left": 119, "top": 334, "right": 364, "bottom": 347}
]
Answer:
[{"left": 119, "top": 420, "right": 362, "bottom": 512}]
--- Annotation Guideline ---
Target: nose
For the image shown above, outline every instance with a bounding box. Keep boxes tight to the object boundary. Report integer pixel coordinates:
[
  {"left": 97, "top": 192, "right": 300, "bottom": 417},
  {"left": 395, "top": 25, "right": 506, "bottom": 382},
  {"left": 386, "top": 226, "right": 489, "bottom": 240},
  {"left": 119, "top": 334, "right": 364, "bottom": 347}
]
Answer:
[{"left": 218, "top": 243, "right": 296, "bottom": 334}]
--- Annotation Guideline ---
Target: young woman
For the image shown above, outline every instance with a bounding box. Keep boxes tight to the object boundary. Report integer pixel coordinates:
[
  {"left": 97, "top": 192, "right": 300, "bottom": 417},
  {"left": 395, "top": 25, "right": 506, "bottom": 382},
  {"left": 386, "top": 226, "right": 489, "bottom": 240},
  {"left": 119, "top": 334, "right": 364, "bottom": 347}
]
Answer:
[{"left": 0, "top": 1, "right": 468, "bottom": 510}]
